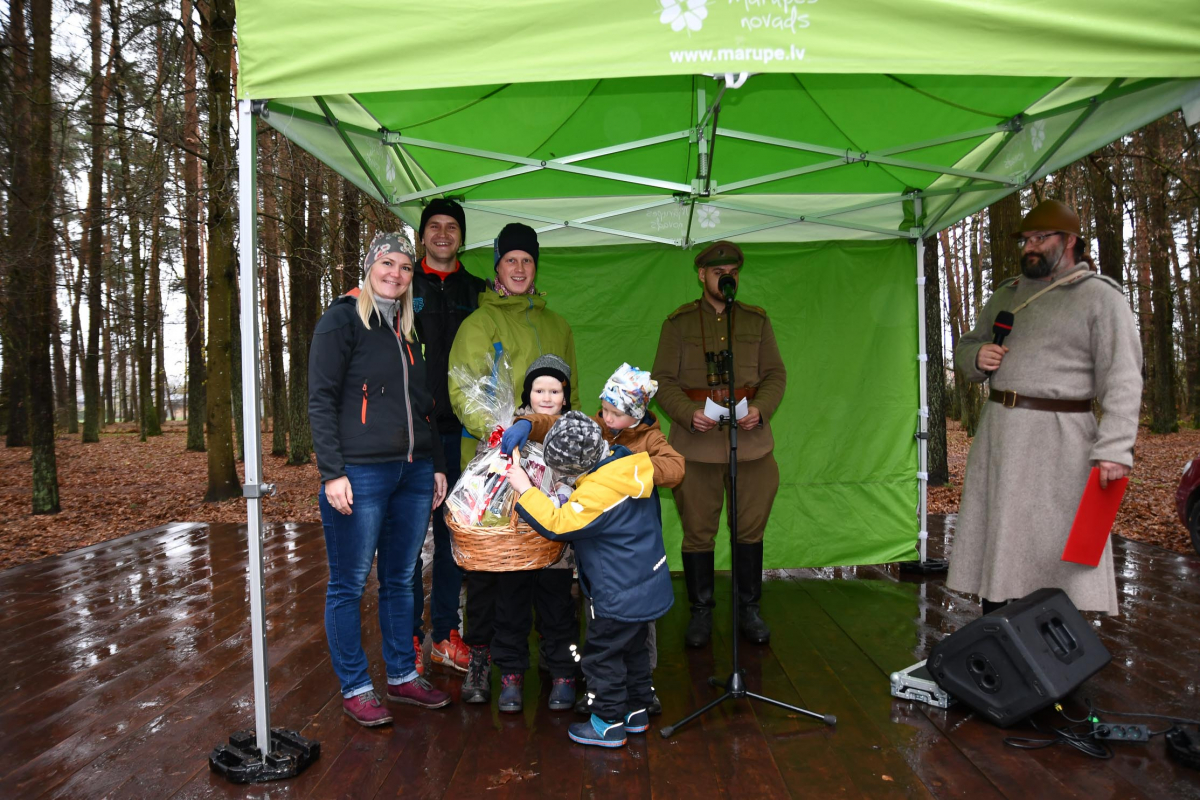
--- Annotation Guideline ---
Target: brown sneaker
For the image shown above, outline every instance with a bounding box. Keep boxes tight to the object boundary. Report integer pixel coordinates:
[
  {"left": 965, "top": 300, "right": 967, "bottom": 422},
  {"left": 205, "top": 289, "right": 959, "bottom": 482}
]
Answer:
[
  {"left": 343, "top": 690, "right": 393, "bottom": 726},
  {"left": 387, "top": 676, "right": 451, "bottom": 709},
  {"left": 430, "top": 630, "right": 469, "bottom": 673}
]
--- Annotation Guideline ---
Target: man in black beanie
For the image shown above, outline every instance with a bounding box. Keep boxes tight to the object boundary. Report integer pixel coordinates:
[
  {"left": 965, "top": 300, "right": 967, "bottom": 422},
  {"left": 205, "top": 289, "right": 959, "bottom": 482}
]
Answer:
[
  {"left": 411, "top": 197, "right": 486, "bottom": 675},
  {"left": 493, "top": 222, "right": 540, "bottom": 272}
]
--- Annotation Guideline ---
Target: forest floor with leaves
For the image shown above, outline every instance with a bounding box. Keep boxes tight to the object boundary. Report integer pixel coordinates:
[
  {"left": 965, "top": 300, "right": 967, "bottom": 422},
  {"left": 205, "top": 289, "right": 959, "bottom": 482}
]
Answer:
[
  {"left": 929, "top": 418, "right": 1199, "bottom": 555},
  {"left": 1, "top": 418, "right": 1197, "bottom": 571}
]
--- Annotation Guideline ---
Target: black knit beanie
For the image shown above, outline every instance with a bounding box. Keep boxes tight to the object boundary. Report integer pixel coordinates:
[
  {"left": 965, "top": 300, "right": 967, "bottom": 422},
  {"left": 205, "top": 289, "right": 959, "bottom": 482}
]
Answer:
[
  {"left": 521, "top": 354, "right": 572, "bottom": 412},
  {"left": 543, "top": 411, "right": 607, "bottom": 477},
  {"left": 419, "top": 198, "right": 466, "bottom": 245},
  {"left": 494, "top": 223, "right": 539, "bottom": 269}
]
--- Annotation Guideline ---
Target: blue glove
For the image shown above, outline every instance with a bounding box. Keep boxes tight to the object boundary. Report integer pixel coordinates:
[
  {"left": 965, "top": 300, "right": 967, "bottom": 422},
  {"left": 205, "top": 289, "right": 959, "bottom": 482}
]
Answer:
[{"left": 500, "top": 419, "right": 532, "bottom": 455}]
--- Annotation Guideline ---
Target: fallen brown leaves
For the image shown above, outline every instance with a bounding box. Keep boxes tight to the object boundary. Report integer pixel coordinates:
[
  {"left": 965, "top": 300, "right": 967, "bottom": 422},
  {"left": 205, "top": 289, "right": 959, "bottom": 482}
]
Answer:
[
  {"left": 0, "top": 422, "right": 321, "bottom": 570},
  {"left": 487, "top": 766, "right": 539, "bottom": 789},
  {"left": 928, "top": 419, "right": 1199, "bottom": 555},
  {"left": 1, "top": 418, "right": 1196, "bottom": 572}
]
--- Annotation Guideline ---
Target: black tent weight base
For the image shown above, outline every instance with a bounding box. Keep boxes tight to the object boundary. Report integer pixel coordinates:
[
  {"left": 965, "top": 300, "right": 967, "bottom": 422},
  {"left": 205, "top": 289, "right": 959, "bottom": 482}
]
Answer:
[{"left": 209, "top": 728, "right": 320, "bottom": 784}]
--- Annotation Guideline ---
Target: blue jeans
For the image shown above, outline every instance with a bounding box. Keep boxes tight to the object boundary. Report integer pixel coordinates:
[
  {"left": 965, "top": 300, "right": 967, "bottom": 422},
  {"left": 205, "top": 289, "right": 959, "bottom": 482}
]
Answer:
[
  {"left": 412, "top": 432, "right": 466, "bottom": 642},
  {"left": 320, "top": 459, "right": 433, "bottom": 697}
]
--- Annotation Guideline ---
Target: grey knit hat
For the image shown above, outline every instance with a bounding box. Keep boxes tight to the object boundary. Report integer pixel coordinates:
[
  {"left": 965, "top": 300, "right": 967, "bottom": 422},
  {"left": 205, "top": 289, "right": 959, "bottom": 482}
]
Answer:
[
  {"left": 363, "top": 230, "right": 417, "bottom": 275},
  {"left": 543, "top": 411, "right": 607, "bottom": 477},
  {"left": 521, "top": 354, "right": 573, "bottom": 411}
]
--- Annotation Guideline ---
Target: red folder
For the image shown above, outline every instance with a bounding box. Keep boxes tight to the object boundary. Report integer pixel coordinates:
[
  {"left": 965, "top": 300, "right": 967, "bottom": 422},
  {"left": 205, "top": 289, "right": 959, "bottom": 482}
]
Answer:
[{"left": 1061, "top": 467, "right": 1129, "bottom": 567}]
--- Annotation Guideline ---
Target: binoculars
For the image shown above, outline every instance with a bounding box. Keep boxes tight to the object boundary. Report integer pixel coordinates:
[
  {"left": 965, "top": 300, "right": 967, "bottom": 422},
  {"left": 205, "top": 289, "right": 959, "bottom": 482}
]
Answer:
[{"left": 705, "top": 349, "right": 732, "bottom": 386}]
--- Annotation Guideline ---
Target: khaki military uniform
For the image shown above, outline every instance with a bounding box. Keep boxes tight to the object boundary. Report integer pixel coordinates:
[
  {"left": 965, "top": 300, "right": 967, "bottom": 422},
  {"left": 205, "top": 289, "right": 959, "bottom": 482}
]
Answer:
[{"left": 652, "top": 299, "right": 787, "bottom": 552}]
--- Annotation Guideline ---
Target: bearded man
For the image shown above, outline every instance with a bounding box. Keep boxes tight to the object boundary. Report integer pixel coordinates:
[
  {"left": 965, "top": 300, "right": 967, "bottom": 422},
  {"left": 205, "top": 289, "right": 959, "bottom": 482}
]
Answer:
[{"left": 948, "top": 200, "right": 1142, "bottom": 616}]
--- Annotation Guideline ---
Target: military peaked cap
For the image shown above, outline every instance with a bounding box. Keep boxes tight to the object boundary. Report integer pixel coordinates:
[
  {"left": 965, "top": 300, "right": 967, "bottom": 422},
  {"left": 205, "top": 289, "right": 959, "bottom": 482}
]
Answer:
[{"left": 694, "top": 240, "right": 744, "bottom": 268}]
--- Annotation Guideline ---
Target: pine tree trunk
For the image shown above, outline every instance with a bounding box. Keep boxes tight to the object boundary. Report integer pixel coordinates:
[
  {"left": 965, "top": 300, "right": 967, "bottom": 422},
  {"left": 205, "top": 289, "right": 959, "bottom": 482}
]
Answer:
[
  {"left": 286, "top": 147, "right": 314, "bottom": 465},
  {"left": 81, "top": 0, "right": 108, "bottom": 442},
  {"left": 1170, "top": 236, "right": 1196, "bottom": 422},
  {"left": 201, "top": 0, "right": 239, "bottom": 501},
  {"left": 143, "top": 23, "right": 165, "bottom": 436},
  {"left": 1144, "top": 123, "right": 1179, "bottom": 433},
  {"left": 65, "top": 229, "right": 85, "bottom": 434},
  {"left": 28, "top": 0, "right": 60, "bottom": 512},
  {"left": 988, "top": 193, "right": 1023, "bottom": 289},
  {"left": 52, "top": 300, "right": 70, "bottom": 429},
  {"left": 1087, "top": 146, "right": 1124, "bottom": 285},
  {"left": 924, "top": 235, "right": 948, "bottom": 485},
  {"left": 262, "top": 132, "right": 289, "bottom": 456},
  {"left": 103, "top": 233, "right": 115, "bottom": 425},
  {"left": 341, "top": 178, "right": 361, "bottom": 288},
  {"left": 181, "top": 0, "right": 205, "bottom": 451},
  {"left": 111, "top": 12, "right": 151, "bottom": 440},
  {"left": 5, "top": 0, "right": 32, "bottom": 448}
]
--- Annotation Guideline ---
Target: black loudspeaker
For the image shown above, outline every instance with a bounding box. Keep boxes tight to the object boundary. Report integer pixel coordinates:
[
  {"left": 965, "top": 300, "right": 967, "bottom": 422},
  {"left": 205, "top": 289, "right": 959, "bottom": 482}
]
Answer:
[{"left": 928, "top": 588, "right": 1111, "bottom": 727}]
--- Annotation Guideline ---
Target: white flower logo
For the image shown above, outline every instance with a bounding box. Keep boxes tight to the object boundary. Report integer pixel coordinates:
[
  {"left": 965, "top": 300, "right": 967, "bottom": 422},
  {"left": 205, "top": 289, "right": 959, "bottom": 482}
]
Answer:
[
  {"left": 1030, "top": 121, "right": 1046, "bottom": 153},
  {"left": 697, "top": 205, "right": 720, "bottom": 229},
  {"left": 660, "top": 0, "right": 707, "bottom": 33}
]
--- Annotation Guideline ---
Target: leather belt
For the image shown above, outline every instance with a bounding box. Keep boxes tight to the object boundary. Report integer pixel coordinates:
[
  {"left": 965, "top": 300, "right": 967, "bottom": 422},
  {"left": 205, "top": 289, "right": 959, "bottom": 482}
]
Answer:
[
  {"left": 685, "top": 387, "right": 757, "bottom": 403},
  {"left": 988, "top": 389, "right": 1093, "bottom": 413}
]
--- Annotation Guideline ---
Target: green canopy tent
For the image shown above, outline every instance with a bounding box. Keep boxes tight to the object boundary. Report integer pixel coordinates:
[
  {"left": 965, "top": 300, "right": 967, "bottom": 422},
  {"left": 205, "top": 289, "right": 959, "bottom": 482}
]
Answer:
[{"left": 225, "top": 0, "right": 1200, "bottom": 761}]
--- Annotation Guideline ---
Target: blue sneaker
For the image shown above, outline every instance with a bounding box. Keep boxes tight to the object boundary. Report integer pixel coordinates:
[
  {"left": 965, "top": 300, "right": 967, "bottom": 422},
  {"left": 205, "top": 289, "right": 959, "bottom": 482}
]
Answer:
[
  {"left": 548, "top": 677, "right": 576, "bottom": 711},
  {"left": 568, "top": 714, "right": 627, "bottom": 748},
  {"left": 498, "top": 673, "right": 523, "bottom": 713},
  {"left": 624, "top": 707, "right": 649, "bottom": 734}
]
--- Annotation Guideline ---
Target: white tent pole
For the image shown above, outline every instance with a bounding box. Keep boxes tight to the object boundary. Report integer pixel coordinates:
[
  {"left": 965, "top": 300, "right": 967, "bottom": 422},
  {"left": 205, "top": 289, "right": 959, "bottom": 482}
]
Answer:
[
  {"left": 914, "top": 197, "right": 930, "bottom": 563},
  {"left": 237, "top": 98, "right": 272, "bottom": 753}
]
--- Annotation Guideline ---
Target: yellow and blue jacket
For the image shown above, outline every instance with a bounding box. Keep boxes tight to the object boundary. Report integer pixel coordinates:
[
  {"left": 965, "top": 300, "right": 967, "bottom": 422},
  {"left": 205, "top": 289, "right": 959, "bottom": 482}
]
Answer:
[{"left": 515, "top": 447, "right": 674, "bottom": 624}]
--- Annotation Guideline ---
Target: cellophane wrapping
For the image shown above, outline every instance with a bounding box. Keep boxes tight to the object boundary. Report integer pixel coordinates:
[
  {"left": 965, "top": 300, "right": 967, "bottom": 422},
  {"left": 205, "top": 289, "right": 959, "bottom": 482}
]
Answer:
[{"left": 445, "top": 353, "right": 555, "bottom": 528}]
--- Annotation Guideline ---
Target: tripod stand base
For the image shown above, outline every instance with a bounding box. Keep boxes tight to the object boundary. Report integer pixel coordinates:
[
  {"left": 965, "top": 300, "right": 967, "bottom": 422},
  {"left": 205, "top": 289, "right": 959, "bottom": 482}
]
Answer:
[{"left": 660, "top": 670, "right": 836, "bottom": 738}]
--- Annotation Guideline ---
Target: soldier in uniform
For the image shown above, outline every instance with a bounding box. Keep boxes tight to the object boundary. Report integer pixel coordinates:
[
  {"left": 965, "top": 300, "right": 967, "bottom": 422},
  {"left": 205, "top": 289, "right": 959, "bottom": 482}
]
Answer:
[{"left": 651, "top": 241, "right": 787, "bottom": 647}]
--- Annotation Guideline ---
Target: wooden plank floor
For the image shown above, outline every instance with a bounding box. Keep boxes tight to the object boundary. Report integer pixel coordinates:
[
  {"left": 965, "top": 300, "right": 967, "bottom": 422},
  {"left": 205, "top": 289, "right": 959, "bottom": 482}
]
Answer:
[{"left": 1, "top": 516, "right": 1198, "bottom": 799}]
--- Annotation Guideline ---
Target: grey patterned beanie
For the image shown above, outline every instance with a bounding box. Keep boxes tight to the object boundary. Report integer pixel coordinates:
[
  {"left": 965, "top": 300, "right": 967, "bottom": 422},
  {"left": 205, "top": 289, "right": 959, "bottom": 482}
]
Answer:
[
  {"left": 363, "top": 230, "right": 417, "bottom": 275},
  {"left": 543, "top": 411, "right": 607, "bottom": 477}
]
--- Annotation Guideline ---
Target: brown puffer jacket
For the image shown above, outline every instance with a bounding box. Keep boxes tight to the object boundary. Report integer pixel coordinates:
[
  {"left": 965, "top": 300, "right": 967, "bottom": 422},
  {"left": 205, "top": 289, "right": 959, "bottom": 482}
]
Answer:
[{"left": 517, "top": 410, "right": 685, "bottom": 489}]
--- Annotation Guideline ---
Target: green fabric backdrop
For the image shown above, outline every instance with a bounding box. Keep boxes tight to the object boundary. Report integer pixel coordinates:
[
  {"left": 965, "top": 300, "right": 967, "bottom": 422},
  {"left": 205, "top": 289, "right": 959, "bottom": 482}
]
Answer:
[{"left": 459, "top": 239, "right": 919, "bottom": 569}]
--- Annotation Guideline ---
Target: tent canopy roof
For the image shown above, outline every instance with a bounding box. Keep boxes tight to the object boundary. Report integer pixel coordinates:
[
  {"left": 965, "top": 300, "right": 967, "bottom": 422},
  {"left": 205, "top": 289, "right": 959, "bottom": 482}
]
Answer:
[{"left": 237, "top": 1, "right": 1200, "bottom": 247}]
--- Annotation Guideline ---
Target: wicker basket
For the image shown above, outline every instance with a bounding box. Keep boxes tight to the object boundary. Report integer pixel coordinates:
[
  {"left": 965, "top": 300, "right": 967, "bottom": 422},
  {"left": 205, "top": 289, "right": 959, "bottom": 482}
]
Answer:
[{"left": 445, "top": 505, "right": 565, "bottom": 571}]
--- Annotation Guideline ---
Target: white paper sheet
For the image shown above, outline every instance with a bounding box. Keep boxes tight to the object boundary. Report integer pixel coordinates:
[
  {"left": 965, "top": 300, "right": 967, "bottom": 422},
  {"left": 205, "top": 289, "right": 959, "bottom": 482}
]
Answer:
[{"left": 703, "top": 396, "right": 748, "bottom": 422}]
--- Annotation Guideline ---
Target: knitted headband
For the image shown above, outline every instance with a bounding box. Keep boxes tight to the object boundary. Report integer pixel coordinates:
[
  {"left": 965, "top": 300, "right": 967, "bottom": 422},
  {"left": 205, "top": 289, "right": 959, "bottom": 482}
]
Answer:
[{"left": 363, "top": 231, "right": 417, "bottom": 275}]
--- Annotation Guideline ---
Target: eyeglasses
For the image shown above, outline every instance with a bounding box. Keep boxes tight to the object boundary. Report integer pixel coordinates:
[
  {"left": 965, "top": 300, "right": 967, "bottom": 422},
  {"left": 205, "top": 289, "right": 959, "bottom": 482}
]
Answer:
[{"left": 1017, "top": 232, "right": 1062, "bottom": 248}]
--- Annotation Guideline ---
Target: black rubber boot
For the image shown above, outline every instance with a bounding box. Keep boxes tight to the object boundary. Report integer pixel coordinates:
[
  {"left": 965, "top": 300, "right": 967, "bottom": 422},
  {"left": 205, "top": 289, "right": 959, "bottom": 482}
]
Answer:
[
  {"left": 736, "top": 543, "right": 770, "bottom": 645},
  {"left": 682, "top": 551, "right": 715, "bottom": 648}
]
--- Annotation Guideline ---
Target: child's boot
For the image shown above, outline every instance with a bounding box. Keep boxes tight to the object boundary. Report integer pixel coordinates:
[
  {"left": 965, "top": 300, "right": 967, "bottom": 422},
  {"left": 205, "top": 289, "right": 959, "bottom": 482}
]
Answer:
[
  {"left": 498, "top": 673, "right": 523, "bottom": 713},
  {"left": 623, "top": 707, "right": 650, "bottom": 734},
  {"left": 569, "top": 714, "right": 627, "bottom": 748},
  {"left": 461, "top": 645, "right": 491, "bottom": 704},
  {"left": 549, "top": 677, "right": 576, "bottom": 710}
]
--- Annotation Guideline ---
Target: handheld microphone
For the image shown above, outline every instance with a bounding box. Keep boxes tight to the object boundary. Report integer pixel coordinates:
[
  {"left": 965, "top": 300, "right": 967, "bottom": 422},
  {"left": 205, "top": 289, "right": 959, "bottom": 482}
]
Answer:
[
  {"left": 718, "top": 274, "right": 737, "bottom": 303},
  {"left": 992, "top": 311, "right": 1014, "bottom": 346}
]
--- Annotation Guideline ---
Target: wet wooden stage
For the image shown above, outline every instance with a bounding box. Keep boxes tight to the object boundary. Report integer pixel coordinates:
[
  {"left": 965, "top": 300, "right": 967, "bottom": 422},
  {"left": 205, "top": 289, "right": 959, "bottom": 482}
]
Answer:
[{"left": 1, "top": 516, "right": 1198, "bottom": 799}]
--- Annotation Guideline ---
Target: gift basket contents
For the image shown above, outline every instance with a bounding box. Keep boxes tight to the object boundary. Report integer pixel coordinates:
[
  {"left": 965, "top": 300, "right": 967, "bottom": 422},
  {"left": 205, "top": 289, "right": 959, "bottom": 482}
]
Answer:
[{"left": 445, "top": 353, "right": 565, "bottom": 571}]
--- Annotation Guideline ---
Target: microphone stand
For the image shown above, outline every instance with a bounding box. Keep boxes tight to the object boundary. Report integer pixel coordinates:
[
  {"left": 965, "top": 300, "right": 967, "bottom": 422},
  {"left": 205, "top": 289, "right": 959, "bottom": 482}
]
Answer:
[{"left": 661, "top": 290, "right": 835, "bottom": 737}]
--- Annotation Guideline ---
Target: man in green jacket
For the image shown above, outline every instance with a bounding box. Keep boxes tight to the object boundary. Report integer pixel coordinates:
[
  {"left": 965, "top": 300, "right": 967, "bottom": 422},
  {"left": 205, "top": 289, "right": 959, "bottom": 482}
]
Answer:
[
  {"left": 449, "top": 223, "right": 580, "bottom": 467},
  {"left": 446, "top": 222, "right": 581, "bottom": 703}
]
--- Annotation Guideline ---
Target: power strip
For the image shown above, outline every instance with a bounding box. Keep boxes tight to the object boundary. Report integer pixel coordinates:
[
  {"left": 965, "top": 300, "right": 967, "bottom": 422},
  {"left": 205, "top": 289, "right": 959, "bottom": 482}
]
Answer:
[{"left": 1093, "top": 723, "right": 1150, "bottom": 743}]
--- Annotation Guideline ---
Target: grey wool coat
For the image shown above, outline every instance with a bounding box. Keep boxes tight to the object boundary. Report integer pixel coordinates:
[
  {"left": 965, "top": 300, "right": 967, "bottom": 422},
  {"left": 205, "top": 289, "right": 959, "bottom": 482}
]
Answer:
[{"left": 948, "top": 264, "right": 1142, "bottom": 615}]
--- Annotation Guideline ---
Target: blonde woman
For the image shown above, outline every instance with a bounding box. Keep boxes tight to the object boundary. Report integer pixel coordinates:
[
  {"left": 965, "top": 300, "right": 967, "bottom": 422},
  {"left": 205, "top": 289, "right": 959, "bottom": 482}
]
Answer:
[{"left": 308, "top": 231, "right": 450, "bottom": 726}]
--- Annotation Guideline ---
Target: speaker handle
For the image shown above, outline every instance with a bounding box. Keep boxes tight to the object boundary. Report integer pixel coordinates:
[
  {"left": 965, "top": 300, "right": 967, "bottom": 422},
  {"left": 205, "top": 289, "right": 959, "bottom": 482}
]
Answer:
[{"left": 1039, "top": 616, "right": 1078, "bottom": 662}]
